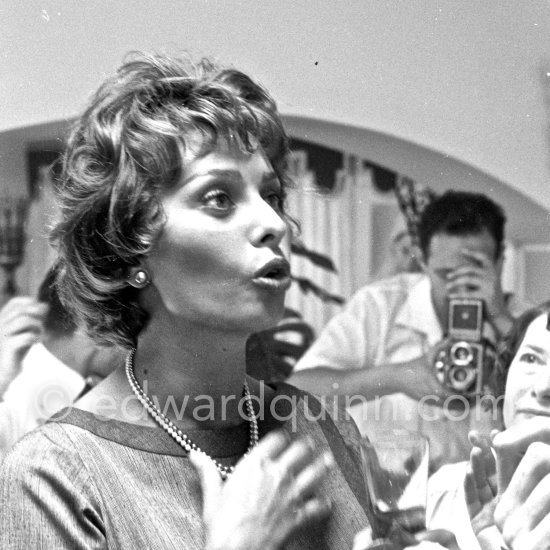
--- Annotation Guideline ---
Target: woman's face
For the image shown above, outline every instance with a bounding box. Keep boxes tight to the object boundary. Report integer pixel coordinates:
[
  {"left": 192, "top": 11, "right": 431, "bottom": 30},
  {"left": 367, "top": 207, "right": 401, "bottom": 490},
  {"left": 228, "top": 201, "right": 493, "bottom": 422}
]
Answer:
[
  {"left": 503, "top": 313, "right": 550, "bottom": 428},
  {"left": 145, "top": 137, "right": 291, "bottom": 335}
]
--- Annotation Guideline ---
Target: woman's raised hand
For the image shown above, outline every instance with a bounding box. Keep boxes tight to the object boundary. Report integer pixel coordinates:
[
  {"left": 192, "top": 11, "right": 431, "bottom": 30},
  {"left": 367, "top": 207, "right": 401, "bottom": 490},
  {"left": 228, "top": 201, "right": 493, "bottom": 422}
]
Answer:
[
  {"left": 493, "top": 441, "right": 550, "bottom": 550},
  {"left": 492, "top": 417, "right": 550, "bottom": 494},
  {"left": 190, "top": 430, "right": 334, "bottom": 550},
  {"left": 464, "top": 430, "right": 502, "bottom": 549},
  {"left": 466, "top": 420, "right": 550, "bottom": 550}
]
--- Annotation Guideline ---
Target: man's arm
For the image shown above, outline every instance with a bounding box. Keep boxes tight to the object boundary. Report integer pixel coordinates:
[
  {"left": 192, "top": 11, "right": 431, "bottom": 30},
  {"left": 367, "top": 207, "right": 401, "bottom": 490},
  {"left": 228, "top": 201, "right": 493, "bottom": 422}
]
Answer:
[
  {"left": 288, "top": 283, "right": 454, "bottom": 403},
  {"left": 289, "top": 365, "right": 396, "bottom": 400},
  {"left": 288, "top": 353, "right": 454, "bottom": 403}
]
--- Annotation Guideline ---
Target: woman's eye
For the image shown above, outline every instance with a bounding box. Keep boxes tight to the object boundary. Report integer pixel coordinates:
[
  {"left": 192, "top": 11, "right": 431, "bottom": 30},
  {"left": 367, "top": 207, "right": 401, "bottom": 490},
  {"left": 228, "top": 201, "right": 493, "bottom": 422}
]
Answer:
[
  {"left": 203, "top": 190, "right": 233, "bottom": 211},
  {"left": 519, "top": 352, "right": 544, "bottom": 365}
]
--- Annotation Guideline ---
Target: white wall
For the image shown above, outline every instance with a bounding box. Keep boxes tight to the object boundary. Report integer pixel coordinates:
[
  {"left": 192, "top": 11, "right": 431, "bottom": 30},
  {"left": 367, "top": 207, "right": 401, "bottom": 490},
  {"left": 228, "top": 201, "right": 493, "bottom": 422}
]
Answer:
[{"left": 2, "top": 1, "right": 550, "bottom": 210}]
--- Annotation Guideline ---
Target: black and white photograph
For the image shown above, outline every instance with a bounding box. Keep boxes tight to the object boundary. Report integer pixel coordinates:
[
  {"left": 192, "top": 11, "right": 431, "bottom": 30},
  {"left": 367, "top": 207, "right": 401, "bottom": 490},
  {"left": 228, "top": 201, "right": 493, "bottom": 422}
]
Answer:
[{"left": 1, "top": 2, "right": 550, "bottom": 549}]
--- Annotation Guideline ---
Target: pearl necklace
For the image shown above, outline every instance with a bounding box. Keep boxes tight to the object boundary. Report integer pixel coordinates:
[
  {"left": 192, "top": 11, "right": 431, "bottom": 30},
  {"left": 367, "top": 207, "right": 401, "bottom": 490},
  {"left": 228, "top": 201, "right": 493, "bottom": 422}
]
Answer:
[{"left": 125, "top": 348, "right": 259, "bottom": 479}]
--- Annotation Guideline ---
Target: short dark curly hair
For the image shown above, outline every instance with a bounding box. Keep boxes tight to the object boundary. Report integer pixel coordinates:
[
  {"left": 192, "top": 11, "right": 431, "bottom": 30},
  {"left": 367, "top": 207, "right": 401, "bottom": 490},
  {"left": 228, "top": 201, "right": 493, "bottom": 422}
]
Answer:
[
  {"left": 418, "top": 190, "right": 506, "bottom": 260},
  {"left": 51, "top": 51, "right": 293, "bottom": 348},
  {"left": 489, "top": 300, "right": 550, "bottom": 400}
]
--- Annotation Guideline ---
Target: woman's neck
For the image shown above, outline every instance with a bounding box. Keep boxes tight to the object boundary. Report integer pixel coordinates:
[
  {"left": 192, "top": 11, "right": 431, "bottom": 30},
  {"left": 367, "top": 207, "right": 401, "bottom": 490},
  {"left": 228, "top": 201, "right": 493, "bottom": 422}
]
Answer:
[{"left": 131, "top": 315, "right": 249, "bottom": 426}]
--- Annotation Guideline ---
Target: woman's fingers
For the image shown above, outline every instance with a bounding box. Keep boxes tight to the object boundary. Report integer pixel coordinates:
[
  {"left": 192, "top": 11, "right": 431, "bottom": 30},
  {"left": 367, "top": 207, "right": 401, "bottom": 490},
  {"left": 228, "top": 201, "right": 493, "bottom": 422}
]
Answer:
[
  {"left": 274, "top": 437, "right": 324, "bottom": 479},
  {"left": 497, "top": 473, "right": 550, "bottom": 550},
  {"left": 239, "top": 432, "right": 334, "bottom": 492},
  {"left": 464, "top": 464, "right": 481, "bottom": 511},
  {"left": 241, "top": 429, "right": 290, "bottom": 465},
  {"left": 465, "top": 449, "right": 499, "bottom": 537},
  {"left": 188, "top": 450, "right": 222, "bottom": 513},
  {"left": 523, "top": 512, "right": 550, "bottom": 550},
  {"left": 416, "top": 528, "right": 460, "bottom": 549},
  {"left": 493, "top": 418, "right": 550, "bottom": 493},
  {"left": 495, "top": 441, "right": 550, "bottom": 532},
  {"left": 292, "top": 494, "right": 332, "bottom": 530},
  {"left": 194, "top": 431, "right": 335, "bottom": 550},
  {"left": 500, "top": 472, "right": 550, "bottom": 544},
  {"left": 468, "top": 430, "right": 492, "bottom": 451},
  {"left": 468, "top": 429, "right": 482, "bottom": 446},
  {"left": 470, "top": 446, "right": 497, "bottom": 501},
  {"left": 290, "top": 451, "right": 334, "bottom": 501}
]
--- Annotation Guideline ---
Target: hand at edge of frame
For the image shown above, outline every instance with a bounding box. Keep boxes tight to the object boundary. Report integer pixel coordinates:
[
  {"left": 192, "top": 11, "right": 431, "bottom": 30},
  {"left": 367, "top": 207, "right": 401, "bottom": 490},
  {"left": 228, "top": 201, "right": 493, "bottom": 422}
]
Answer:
[{"left": 191, "top": 430, "right": 334, "bottom": 550}]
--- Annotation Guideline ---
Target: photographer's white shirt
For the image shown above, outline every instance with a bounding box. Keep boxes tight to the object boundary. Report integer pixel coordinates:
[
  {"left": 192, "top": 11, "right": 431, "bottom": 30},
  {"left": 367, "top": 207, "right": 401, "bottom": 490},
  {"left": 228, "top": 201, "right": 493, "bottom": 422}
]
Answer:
[
  {"left": 294, "top": 272, "right": 502, "bottom": 472},
  {"left": 0, "top": 342, "right": 85, "bottom": 460}
]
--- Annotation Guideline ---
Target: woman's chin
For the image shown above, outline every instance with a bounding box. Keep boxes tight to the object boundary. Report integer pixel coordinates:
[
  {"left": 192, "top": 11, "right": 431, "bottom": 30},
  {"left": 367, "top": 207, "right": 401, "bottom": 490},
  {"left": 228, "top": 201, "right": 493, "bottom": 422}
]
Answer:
[
  {"left": 246, "top": 314, "right": 284, "bottom": 334},
  {"left": 248, "top": 307, "right": 286, "bottom": 334},
  {"left": 201, "top": 308, "right": 284, "bottom": 337}
]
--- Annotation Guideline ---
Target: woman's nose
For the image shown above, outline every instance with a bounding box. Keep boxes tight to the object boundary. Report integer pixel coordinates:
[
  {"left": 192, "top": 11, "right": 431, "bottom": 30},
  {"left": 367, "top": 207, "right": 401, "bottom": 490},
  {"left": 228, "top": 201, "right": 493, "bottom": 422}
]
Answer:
[
  {"left": 250, "top": 199, "right": 288, "bottom": 248},
  {"left": 532, "top": 369, "right": 550, "bottom": 404}
]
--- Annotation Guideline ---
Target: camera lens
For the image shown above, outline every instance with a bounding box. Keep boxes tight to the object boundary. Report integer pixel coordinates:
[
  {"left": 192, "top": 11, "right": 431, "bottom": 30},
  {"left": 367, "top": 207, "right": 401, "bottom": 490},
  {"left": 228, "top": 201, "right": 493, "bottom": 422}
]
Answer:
[
  {"left": 448, "top": 365, "right": 476, "bottom": 392},
  {"left": 452, "top": 368, "right": 468, "bottom": 382},
  {"left": 450, "top": 341, "right": 474, "bottom": 366}
]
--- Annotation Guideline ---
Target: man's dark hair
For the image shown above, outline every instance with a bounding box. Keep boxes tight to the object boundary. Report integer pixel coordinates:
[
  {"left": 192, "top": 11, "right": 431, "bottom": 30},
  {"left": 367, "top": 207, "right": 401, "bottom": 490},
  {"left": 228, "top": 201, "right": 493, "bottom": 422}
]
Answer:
[
  {"left": 418, "top": 190, "right": 506, "bottom": 260},
  {"left": 37, "top": 267, "right": 77, "bottom": 336}
]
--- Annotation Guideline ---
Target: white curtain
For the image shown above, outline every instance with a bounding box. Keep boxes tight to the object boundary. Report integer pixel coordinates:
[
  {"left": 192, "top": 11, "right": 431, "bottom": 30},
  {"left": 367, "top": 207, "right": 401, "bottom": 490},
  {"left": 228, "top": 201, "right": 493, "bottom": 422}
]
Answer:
[{"left": 285, "top": 157, "right": 375, "bottom": 335}]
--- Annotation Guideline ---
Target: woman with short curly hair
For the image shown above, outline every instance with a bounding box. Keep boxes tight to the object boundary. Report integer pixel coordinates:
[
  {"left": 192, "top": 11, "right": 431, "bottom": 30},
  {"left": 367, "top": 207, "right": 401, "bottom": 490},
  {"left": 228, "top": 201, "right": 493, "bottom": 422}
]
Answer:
[
  {"left": 0, "top": 52, "right": 374, "bottom": 549},
  {"left": 52, "top": 53, "right": 293, "bottom": 349}
]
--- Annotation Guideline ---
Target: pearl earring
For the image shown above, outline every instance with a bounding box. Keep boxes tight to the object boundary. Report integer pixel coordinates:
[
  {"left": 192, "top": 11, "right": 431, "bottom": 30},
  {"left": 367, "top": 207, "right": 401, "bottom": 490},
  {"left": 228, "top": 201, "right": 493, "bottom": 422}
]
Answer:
[{"left": 127, "top": 267, "right": 151, "bottom": 289}]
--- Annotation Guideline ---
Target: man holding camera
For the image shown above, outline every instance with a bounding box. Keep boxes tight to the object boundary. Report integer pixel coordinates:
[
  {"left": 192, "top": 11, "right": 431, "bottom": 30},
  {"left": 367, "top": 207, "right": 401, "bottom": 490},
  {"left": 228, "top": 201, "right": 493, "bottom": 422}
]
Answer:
[{"left": 289, "top": 190, "right": 525, "bottom": 472}]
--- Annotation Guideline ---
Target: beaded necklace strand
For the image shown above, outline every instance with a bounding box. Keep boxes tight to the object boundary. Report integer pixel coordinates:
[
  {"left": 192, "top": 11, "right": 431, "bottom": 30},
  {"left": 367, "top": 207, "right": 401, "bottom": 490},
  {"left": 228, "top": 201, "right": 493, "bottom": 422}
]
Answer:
[{"left": 125, "top": 348, "right": 259, "bottom": 479}]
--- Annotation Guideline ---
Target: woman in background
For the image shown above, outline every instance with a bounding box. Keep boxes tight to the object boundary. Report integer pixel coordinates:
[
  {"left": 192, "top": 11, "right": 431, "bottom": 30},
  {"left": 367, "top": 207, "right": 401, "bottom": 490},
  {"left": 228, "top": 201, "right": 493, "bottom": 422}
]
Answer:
[
  {"left": 428, "top": 300, "right": 550, "bottom": 549},
  {"left": 467, "top": 300, "right": 550, "bottom": 549}
]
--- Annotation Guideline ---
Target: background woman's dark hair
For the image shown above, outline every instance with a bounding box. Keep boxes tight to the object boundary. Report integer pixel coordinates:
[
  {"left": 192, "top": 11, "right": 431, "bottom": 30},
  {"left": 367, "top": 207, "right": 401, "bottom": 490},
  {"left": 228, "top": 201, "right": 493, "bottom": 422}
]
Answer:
[
  {"left": 51, "top": 51, "right": 293, "bottom": 347},
  {"left": 489, "top": 300, "right": 550, "bottom": 399}
]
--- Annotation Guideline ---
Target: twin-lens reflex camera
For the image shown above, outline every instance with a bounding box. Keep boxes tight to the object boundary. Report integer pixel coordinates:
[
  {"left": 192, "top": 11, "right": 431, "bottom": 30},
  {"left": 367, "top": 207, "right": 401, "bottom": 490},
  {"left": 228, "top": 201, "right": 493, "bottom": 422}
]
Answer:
[{"left": 434, "top": 298, "right": 495, "bottom": 400}]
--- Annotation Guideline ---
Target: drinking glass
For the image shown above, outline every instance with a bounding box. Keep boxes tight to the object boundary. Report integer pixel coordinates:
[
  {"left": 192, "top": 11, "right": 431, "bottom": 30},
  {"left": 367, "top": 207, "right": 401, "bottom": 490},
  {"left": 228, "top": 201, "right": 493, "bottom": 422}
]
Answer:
[{"left": 360, "top": 429, "right": 429, "bottom": 538}]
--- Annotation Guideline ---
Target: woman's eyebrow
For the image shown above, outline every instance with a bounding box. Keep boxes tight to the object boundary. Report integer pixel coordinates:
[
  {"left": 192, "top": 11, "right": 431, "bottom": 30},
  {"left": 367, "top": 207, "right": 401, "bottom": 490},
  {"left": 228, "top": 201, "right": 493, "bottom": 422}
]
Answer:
[
  {"left": 181, "top": 168, "right": 242, "bottom": 186},
  {"left": 521, "top": 344, "right": 547, "bottom": 355}
]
